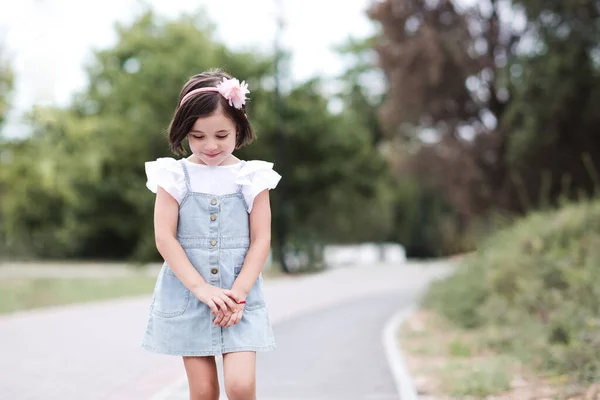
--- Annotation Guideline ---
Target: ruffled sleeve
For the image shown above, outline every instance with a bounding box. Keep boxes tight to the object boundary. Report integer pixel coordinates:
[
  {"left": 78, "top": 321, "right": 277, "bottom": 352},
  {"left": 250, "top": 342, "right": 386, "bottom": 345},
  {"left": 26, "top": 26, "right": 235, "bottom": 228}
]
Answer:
[
  {"left": 235, "top": 160, "right": 282, "bottom": 212},
  {"left": 144, "top": 157, "right": 188, "bottom": 203}
]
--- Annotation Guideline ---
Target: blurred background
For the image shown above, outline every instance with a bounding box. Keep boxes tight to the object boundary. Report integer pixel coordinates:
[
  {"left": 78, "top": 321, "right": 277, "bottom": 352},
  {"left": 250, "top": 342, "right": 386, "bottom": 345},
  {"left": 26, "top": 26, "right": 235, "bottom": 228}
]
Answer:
[
  {"left": 1, "top": 0, "right": 600, "bottom": 395},
  {"left": 1, "top": 0, "right": 599, "bottom": 264}
]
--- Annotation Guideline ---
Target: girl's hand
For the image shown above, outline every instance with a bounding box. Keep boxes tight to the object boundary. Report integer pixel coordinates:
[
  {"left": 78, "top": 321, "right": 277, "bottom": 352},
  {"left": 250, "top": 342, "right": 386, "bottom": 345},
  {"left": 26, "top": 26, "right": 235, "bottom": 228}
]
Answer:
[
  {"left": 192, "top": 283, "right": 238, "bottom": 318},
  {"left": 212, "top": 289, "right": 246, "bottom": 327},
  {"left": 222, "top": 303, "right": 245, "bottom": 328}
]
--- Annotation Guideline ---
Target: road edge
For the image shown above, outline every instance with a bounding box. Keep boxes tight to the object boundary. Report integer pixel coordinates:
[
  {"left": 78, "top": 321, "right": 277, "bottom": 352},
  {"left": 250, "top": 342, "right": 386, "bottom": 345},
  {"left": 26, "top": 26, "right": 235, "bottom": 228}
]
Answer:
[{"left": 382, "top": 304, "right": 419, "bottom": 400}]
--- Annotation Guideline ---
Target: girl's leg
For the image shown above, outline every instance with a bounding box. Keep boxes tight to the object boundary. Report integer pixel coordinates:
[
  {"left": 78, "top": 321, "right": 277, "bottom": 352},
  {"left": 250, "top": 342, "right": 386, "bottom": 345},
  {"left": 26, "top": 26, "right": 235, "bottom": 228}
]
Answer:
[
  {"left": 182, "top": 356, "right": 219, "bottom": 400},
  {"left": 222, "top": 351, "right": 257, "bottom": 400}
]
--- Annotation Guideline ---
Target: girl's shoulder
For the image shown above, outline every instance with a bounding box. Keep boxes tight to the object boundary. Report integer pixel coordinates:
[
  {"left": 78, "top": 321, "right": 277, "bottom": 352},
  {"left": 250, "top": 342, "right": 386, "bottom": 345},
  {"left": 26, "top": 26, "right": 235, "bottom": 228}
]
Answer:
[
  {"left": 236, "top": 160, "right": 282, "bottom": 212},
  {"left": 237, "top": 160, "right": 277, "bottom": 177},
  {"left": 145, "top": 155, "right": 184, "bottom": 170},
  {"left": 145, "top": 157, "right": 185, "bottom": 183},
  {"left": 144, "top": 158, "right": 187, "bottom": 201}
]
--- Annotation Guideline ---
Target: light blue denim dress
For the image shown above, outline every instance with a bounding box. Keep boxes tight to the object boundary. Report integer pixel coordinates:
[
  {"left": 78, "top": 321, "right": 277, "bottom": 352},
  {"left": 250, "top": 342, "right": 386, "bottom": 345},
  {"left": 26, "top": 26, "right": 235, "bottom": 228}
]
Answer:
[{"left": 142, "top": 161, "right": 276, "bottom": 356}]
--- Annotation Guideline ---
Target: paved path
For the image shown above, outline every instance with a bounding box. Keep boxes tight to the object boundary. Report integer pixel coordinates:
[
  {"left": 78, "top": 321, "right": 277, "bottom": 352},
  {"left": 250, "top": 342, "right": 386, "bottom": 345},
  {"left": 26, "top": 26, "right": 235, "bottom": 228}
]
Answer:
[
  {"left": 254, "top": 290, "right": 413, "bottom": 400},
  {"left": 163, "top": 290, "right": 413, "bottom": 400},
  {"left": 0, "top": 261, "right": 451, "bottom": 400}
]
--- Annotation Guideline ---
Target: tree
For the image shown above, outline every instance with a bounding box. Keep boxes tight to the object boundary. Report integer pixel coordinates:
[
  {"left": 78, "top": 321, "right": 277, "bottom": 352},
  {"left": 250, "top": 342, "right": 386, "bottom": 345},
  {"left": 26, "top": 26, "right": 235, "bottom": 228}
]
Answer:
[
  {"left": 69, "top": 10, "right": 274, "bottom": 260},
  {"left": 0, "top": 9, "right": 273, "bottom": 260},
  {"left": 335, "top": 34, "right": 456, "bottom": 257},
  {"left": 0, "top": 46, "right": 15, "bottom": 257},
  {"left": 368, "top": 0, "right": 600, "bottom": 229},
  {"left": 505, "top": 0, "right": 600, "bottom": 202},
  {"left": 2, "top": 8, "right": 396, "bottom": 265},
  {"left": 267, "top": 79, "right": 395, "bottom": 243},
  {"left": 0, "top": 49, "right": 13, "bottom": 129}
]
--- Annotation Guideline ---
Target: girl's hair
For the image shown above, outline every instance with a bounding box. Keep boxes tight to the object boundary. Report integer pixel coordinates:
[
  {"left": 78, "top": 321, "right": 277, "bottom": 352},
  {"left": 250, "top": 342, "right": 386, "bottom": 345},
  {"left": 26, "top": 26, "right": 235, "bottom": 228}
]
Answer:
[{"left": 168, "top": 69, "right": 255, "bottom": 155}]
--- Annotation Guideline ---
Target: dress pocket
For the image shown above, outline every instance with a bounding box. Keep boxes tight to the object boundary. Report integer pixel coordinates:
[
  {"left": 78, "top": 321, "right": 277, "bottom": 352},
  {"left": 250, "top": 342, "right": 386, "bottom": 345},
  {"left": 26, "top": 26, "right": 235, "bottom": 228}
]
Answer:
[
  {"left": 151, "top": 265, "right": 190, "bottom": 318},
  {"left": 234, "top": 265, "right": 265, "bottom": 311}
]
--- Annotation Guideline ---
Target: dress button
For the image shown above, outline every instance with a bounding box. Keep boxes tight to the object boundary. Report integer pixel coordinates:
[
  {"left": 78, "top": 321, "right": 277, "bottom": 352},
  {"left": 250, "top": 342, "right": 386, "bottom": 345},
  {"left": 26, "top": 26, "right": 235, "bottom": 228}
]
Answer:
[
  {"left": 210, "top": 198, "right": 217, "bottom": 205},
  {"left": 211, "top": 268, "right": 218, "bottom": 274},
  {"left": 210, "top": 240, "right": 217, "bottom": 246},
  {"left": 210, "top": 215, "right": 216, "bottom": 221}
]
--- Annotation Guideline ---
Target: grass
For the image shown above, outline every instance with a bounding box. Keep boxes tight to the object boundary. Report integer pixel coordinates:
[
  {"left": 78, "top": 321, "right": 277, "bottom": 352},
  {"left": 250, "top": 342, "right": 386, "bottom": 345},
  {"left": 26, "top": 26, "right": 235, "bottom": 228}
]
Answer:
[
  {"left": 398, "top": 309, "right": 572, "bottom": 399},
  {"left": 0, "top": 264, "right": 291, "bottom": 315},
  {"left": 421, "top": 199, "right": 600, "bottom": 391},
  {"left": 0, "top": 277, "right": 157, "bottom": 315},
  {"left": 440, "top": 357, "right": 512, "bottom": 397}
]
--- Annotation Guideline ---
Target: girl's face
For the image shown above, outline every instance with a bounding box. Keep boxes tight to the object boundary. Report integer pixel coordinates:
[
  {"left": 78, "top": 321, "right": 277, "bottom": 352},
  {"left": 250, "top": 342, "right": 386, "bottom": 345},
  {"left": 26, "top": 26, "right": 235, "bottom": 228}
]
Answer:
[{"left": 187, "top": 107, "right": 237, "bottom": 166}]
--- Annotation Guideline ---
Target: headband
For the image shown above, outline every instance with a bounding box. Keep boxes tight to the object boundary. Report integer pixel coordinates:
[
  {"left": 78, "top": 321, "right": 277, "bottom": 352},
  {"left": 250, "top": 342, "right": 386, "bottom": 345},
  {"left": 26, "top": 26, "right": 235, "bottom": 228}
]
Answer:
[{"left": 179, "top": 77, "right": 250, "bottom": 109}]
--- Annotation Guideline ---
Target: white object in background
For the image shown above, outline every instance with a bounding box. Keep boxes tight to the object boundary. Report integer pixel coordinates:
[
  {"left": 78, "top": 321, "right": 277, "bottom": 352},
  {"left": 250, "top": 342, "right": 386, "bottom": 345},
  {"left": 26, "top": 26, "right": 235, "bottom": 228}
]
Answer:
[{"left": 323, "top": 243, "right": 406, "bottom": 267}]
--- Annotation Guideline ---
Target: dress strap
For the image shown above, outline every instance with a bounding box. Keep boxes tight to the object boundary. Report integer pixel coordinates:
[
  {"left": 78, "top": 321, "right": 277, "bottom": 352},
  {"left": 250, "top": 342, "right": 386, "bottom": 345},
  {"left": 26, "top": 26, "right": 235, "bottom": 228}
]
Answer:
[
  {"left": 236, "top": 161, "right": 247, "bottom": 194},
  {"left": 181, "top": 161, "right": 192, "bottom": 192}
]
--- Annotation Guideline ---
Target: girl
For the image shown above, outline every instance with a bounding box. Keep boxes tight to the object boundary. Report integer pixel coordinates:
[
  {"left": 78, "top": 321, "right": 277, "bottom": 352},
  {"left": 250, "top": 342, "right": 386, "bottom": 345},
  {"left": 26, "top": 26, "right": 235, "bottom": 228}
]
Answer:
[{"left": 141, "top": 70, "right": 280, "bottom": 400}]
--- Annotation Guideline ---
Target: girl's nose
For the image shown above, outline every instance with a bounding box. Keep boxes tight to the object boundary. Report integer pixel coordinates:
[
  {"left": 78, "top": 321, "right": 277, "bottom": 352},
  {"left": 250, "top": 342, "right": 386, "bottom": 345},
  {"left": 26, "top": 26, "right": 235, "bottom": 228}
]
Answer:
[{"left": 205, "top": 141, "right": 218, "bottom": 151}]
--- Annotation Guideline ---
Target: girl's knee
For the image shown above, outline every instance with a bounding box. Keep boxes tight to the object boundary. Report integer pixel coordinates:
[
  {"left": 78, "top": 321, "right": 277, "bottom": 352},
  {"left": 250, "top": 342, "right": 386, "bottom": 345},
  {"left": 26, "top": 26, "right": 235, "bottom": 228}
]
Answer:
[
  {"left": 189, "top": 379, "right": 219, "bottom": 400},
  {"left": 225, "top": 379, "right": 256, "bottom": 400}
]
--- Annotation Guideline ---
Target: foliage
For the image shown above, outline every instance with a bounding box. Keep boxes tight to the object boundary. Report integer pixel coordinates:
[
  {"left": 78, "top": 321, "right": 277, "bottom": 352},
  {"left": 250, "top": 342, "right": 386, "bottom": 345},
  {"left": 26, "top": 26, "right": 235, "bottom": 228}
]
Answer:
[
  {"left": 368, "top": 0, "right": 600, "bottom": 227},
  {"left": 0, "top": 48, "right": 14, "bottom": 257},
  {"left": 425, "top": 198, "right": 600, "bottom": 384},
  {"left": 0, "top": 9, "right": 396, "bottom": 263},
  {"left": 0, "top": 48, "right": 13, "bottom": 129},
  {"left": 334, "top": 35, "right": 453, "bottom": 257}
]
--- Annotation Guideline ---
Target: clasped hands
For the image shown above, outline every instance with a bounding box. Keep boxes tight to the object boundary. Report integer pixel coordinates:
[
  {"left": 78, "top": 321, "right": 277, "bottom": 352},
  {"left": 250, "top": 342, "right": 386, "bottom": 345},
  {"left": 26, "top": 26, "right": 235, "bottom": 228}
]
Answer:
[{"left": 192, "top": 283, "right": 246, "bottom": 328}]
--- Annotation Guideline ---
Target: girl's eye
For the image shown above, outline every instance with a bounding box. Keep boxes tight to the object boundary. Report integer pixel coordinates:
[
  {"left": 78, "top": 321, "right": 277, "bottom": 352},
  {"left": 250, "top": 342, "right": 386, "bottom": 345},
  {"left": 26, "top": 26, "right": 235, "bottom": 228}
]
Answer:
[
  {"left": 217, "top": 135, "right": 228, "bottom": 139},
  {"left": 192, "top": 135, "right": 204, "bottom": 140}
]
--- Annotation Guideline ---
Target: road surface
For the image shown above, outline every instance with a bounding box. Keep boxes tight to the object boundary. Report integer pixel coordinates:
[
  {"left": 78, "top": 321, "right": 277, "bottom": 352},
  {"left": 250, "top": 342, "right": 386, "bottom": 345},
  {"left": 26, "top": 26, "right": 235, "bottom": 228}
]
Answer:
[{"left": 0, "top": 261, "right": 451, "bottom": 400}]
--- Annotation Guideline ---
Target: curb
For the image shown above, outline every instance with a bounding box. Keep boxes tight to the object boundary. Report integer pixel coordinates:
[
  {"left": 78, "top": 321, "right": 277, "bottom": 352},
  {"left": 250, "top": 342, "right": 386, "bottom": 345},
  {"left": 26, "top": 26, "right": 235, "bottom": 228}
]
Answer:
[{"left": 382, "top": 304, "right": 419, "bottom": 400}]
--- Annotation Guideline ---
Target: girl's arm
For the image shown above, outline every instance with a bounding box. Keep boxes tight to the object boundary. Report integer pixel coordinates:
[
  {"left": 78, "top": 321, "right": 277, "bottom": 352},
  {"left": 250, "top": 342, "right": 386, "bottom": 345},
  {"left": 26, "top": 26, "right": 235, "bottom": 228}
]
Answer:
[
  {"left": 232, "top": 189, "right": 272, "bottom": 298},
  {"left": 154, "top": 187, "right": 237, "bottom": 314}
]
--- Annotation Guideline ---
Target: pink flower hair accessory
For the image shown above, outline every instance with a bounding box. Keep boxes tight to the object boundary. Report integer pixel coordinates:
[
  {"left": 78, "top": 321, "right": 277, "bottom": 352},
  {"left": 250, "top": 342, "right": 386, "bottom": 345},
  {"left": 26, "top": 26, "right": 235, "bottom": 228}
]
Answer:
[{"left": 179, "top": 77, "right": 250, "bottom": 109}]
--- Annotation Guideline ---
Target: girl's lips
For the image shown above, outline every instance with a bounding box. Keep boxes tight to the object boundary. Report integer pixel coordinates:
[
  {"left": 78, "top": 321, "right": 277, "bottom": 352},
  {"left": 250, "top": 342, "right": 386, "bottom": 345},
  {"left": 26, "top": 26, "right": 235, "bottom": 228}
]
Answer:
[{"left": 204, "top": 152, "right": 221, "bottom": 158}]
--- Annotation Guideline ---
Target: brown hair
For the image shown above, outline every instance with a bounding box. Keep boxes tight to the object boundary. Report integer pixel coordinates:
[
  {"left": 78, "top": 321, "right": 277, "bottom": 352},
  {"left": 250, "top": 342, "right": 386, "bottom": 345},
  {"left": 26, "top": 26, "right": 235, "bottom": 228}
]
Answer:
[{"left": 168, "top": 69, "right": 255, "bottom": 155}]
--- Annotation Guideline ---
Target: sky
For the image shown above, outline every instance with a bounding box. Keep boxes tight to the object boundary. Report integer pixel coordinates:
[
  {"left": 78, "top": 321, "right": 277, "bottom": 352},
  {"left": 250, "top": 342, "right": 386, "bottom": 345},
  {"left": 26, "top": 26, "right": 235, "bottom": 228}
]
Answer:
[{"left": 0, "top": 0, "right": 377, "bottom": 137}]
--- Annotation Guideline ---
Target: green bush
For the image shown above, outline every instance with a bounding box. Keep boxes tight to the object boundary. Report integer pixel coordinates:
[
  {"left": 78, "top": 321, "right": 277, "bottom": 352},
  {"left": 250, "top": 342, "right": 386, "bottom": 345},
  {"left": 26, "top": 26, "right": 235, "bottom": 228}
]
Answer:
[
  {"left": 425, "top": 259, "right": 488, "bottom": 328},
  {"left": 425, "top": 199, "right": 600, "bottom": 384}
]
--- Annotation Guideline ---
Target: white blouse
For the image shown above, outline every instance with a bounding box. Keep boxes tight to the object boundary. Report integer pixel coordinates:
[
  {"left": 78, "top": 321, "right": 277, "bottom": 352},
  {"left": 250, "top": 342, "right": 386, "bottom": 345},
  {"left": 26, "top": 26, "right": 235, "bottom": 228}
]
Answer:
[{"left": 145, "top": 157, "right": 281, "bottom": 213}]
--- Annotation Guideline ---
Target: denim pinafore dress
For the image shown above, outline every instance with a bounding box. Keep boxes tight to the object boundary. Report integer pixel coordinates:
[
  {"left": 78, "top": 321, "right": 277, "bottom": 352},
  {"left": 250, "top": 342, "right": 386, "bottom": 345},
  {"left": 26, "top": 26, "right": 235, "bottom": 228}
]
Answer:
[{"left": 142, "top": 161, "right": 276, "bottom": 356}]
